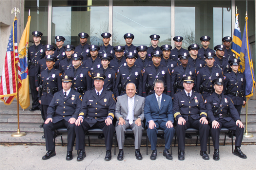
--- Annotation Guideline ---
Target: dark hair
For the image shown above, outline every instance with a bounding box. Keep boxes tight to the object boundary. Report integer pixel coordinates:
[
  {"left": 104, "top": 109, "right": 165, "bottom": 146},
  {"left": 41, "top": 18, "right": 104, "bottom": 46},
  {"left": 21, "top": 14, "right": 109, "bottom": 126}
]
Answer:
[{"left": 154, "top": 80, "right": 164, "bottom": 87}]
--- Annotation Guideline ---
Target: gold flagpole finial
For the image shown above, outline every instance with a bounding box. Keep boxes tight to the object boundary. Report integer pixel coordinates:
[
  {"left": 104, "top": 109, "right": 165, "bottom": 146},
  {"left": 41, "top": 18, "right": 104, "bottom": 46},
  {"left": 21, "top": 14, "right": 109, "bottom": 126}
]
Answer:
[{"left": 11, "top": 7, "right": 20, "bottom": 17}]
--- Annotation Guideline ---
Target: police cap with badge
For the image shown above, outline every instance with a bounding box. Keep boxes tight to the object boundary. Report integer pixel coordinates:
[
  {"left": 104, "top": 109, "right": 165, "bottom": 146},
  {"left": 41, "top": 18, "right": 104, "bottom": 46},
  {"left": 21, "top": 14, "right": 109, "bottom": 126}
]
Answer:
[
  {"left": 150, "top": 34, "right": 160, "bottom": 40},
  {"left": 101, "top": 53, "right": 112, "bottom": 61},
  {"left": 92, "top": 72, "right": 105, "bottom": 80},
  {"left": 62, "top": 75, "right": 74, "bottom": 83},
  {"left": 173, "top": 36, "right": 183, "bottom": 42},
  {"left": 113, "top": 46, "right": 125, "bottom": 52},
  {"left": 78, "top": 32, "right": 89, "bottom": 38},
  {"left": 32, "top": 31, "right": 43, "bottom": 37},
  {"left": 45, "top": 44, "right": 56, "bottom": 51},
  {"left": 55, "top": 36, "right": 65, "bottom": 42},
  {"left": 179, "top": 52, "right": 189, "bottom": 60},
  {"left": 72, "top": 53, "right": 83, "bottom": 61},
  {"left": 136, "top": 45, "right": 148, "bottom": 52},
  {"left": 89, "top": 45, "right": 100, "bottom": 51},
  {"left": 188, "top": 44, "right": 200, "bottom": 51},
  {"left": 124, "top": 33, "right": 134, "bottom": 39},
  {"left": 205, "top": 52, "right": 215, "bottom": 59},
  {"left": 214, "top": 45, "right": 225, "bottom": 51},
  {"left": 229, "top": 58, "right": 240, "bottom": 66},
  {"left": 222, "top": 36, "right": 232, "bottom": 42},
  {"left": 200, "top": 36, "right": 211, "bottom": 41},
  {"left": 151, "top": 50, "right": 162, "bottom": 57},
  {"left": 182, "top": 75, "right": 194, "bottom": 84},
  {"left": 101, "top": 32, "right": 111, "bottom": 38},
  {"left": 65, "top": 44, "right": 75, "bottom": 51},
  {"left": 161, "top": 44, "right": 172, "bottom": 51},
  {"left": 45, "top": 55, "right": 56, "bottom": 62},
  {"left": 126, "top": 51, "right": 137, "bottom": 59},
  {"left": 213, "top": 78, "right": 224, "bottom": 85}
]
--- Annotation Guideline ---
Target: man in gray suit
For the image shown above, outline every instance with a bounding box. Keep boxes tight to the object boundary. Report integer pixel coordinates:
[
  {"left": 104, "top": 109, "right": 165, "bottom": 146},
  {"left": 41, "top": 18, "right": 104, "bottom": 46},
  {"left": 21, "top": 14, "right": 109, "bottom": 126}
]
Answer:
[{"left": 115, "top": 82, "right": 145, "bottom": 161}]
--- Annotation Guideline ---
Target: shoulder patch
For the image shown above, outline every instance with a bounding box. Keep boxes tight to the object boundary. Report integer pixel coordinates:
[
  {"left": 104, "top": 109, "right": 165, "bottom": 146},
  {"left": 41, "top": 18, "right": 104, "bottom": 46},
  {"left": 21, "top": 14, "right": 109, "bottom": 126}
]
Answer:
[
  {"left": 172, "top": 69, "right": 174, "bottom": 73},
  {"left": 79, "top": 95, "right": 82, "bottom": 101},
  {"left": 59, "top": 73, "right": 62, "bottom": 77},
  {"left": 204, "top": 99, "right": 207, "bottom": 103},
  {"left": 88, "top": 71, "right": 91, "bottom": 77},
  {"left": 112, "top": 94, "right": 116, "bottom": 101},
  {"left": 223, "top": 76, "right": 226, "bottom": 80},
  {"left": 197, "top": 71, "right": 199, "bottom": 75}
]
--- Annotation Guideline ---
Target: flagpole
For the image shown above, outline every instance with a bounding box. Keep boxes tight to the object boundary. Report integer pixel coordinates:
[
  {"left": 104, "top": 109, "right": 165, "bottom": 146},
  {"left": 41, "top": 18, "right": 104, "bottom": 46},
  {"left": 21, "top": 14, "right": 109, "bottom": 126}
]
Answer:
[{"left": 11, "top": 7, "right": 26, "bottom": 137}]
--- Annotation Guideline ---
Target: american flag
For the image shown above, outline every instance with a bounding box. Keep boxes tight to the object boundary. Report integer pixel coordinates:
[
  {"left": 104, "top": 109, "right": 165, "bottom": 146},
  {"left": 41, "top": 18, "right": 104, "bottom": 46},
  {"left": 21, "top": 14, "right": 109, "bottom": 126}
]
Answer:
[{"left": 0, "top": 17, "right": 21, "bottom": 104}]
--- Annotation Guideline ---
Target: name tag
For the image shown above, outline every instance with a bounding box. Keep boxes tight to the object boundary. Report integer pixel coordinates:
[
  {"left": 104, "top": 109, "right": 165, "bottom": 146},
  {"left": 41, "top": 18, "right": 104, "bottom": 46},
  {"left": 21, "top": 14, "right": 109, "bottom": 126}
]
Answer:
[{"left": 89, "top": 100, "right": 93, "bottom": 102}]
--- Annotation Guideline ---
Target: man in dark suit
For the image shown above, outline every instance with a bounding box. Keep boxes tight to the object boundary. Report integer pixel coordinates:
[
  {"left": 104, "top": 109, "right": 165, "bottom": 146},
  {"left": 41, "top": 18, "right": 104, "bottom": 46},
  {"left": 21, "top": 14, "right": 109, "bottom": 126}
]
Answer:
[
  {"left": 144, "top": 80, "right": 175, "bottom": 160},
  {"left": 42, "top": 75, "right": 82, "bottom": 160},
  {"left": 75, "top": 72, "right": 116, "bottom": 161}
]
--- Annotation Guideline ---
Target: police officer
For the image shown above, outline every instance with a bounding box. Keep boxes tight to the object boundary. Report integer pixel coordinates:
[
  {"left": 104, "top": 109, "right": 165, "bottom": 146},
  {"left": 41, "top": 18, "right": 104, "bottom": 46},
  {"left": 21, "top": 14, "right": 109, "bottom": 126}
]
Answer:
[
  {"left": 59, "top": 45, "right": 75, "bottom": 73},
  {"left": 198, "top": 36, "right": 215, "bottom": 60},
  {"left": 115, "top": 52, "right": 142, "bottom": 97},
  {"left": 147, "top": 34, "right": 162, "bottom": 61},
  {"left": 28, "top": 31, "right": 45, "bottom": 111},
  {"left": 173, "top": 76, "right": 209, "bottom": 160},
  {"left": 74, "top": 32, "right": 90, "bottom": 60},
  {"left": 196, "top": 52, "right": 223, "bottom": 100},
  {"left": 109, "top": 46, "right": 127, "bottom": 72},
  {"left": 135, "top": 45, "right": 151, "bottom": 70},
  {"left": 84, "top": 45, "right": 101, "bottom": 71},
  {"left": 222, "top": 36, "right": 235, "bottom": 60},
  {"left": 224, "top": 58, "right": 246, "bottom": 115},
  {"left": 75, "top": 72, "right": 116, "bottom": 161},
  {"left": 206, "top": 78, "right": 247, "bottom": 160},
  {"left": 188, "top": 44, "right": 205, "bottom": 71},
  {"left": 161, "top": 44, "right": 177, "bottom": 70},
  {"left": 171, "top": 36, "right": 189, "bottom": 62},
  {"left": 64, "top": 53, "right": 92, "bottom": 96},
  {"left": 38, "top": 55, "right": 62, "bottom": 128},
  {"left": 54, "top": 36, "right": 66, "bottom": 68},
  {"left": 124, "top": 33, "right": 137, "bottom": 54},
  {"left": 99, "top": 32, "right": 114, "bottom": 56},
  {"left": 214, "top": 45, "right": 230, "bottom": 74},
  {"left": 142, "top": 50, "right": 171, "bottom": 97},
  {"left": 171, "top": 52, "right": 196, "bottom": 97},
  {"left": 42, "top": 75, "right": 82, "bottom": 160}
]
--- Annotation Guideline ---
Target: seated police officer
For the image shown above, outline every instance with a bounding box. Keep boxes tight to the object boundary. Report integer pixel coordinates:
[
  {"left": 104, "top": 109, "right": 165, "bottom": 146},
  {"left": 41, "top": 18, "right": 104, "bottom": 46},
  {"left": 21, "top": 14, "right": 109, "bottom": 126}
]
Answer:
[
  {"left": 75, "top": 72, "right": 116, "bottom": 161},
  {"left": 173, "top": 76, "right": 209, "bottom": 160},
  {"left": 205, "top": 78, "right": 247, "bottom": 160},
  {"left": 115, "top": 82, "right": 145, "bottom": 161},
  {"left": 42, "top": 75, "right": 82, "bottom": 160},
  {"left": 144, "top": 80, "right": 175, "bottom": 160}
]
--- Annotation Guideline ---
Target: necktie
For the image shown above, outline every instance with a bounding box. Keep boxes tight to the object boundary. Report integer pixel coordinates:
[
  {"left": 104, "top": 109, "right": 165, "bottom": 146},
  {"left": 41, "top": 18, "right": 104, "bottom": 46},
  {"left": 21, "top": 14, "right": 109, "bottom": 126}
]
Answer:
[
  {"left": 187, "top": 93, "right": 190, "bottom": 97},
  {"left": 97, "top": 92, "right": 99, "bottom": 97},
  {"left": 64, "top": 92, "right": 66, "bottom": 97},
  {"left": 157, "top": 96, "right": 161, "bottom": 109}
]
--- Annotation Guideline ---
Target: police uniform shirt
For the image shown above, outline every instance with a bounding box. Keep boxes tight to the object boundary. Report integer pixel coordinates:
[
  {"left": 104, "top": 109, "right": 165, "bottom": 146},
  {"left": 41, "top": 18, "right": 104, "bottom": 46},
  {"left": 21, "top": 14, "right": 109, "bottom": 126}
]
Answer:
[
  {"left": 99, "top": 44, "right": 114, "bottom": 55},
  {"left": 124, "top": 44, "right": 137, "bottom": 55},
  {"left": 214, "top": 56, "right": 230, "bottom": 74},
  {"left": 83, "top": 56, "right": 102, "bottom": 72},
  {"left": 54, "top": 46, "right": 66, "bottom": 62},
  {"left": 75, "top": 44, "right": 90, "bottom": 61},
  {"left": 173, "top": 90, "right": 207, "bottom": 121},
  {"left": 147, "top": 46, "right": 162, "bottom": 61},
  {"left": 142, "top": 64, "right": 171, "bottom": 97},
  {"left": 135, "top": 57, "right": 152, "bottom": 70},
  {"left": 187, "top": 56, "right": 205, "bottom": 71},
  {"left": 47, "top": 89, "right": 82, "bottom": 123},
  {"left": 28, "top": 43, "right": 45, "bottom": 76},
  {"left": 39, "top": 68, "right": 62, "bottom": 105},
  {"left": 161, "top": 58, "right": 177, "bottom": 69},
  {"left": 198, "top": 47, "right": 215, "bottom": 60},
  {"left": 55, "top": 50, "right": 66, "bottom": 70},
  {"left": 224, "top": 71, "right": 246, "bottom": 105},
  {"left": 224, "top": 48, "right": 235, "bottom": 61},
  {"left": 79, "top": 89, "right": 116, "bottom": 127},
  {"left": 171, "top": 47, "right": 189, "bottom": 62},
  {"left": 109, "top": 56, "right": 127, "bottom": 72},
  {"left": 35, "top": 58, "right": 47, "bottom": 87},
  {"left": 59, "top": 57, "right": 73, "bottom": 73}
]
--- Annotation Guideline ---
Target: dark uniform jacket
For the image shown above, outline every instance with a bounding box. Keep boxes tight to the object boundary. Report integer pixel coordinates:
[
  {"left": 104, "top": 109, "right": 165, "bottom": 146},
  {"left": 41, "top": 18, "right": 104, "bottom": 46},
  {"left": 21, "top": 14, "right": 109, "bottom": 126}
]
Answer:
[
  {"left": 83, "top": 56, "right": 101, "bottom": 72},
  {"left": 35, "top": 58, "right": 47, "bottom": 87},
  {"left": 47, "top": 89, "right": 82, "bottom": 123},
  {"left": 205, "top": 92, "right": 241, "bottom": 122},
  {"left": 161, "top": 58, "right": 177, "bottom": 70},
  {"left": 109, "top": 56, "right": 127, "bottom": 72},
  {"left": 214, "top": 56, "right": 230, "bottom": 74},
  {"left": 75, "top": 44, "right": 90, "bottom": 61},
  {"left": 224, "top": 71, "right": 246, "bottom": 105},
  {"left": 135, "top": 57, "right": 152, "bottom": 70},
  {"left": 198, "top": 47, "right": 215, "bottom": 60},
  {"left": 171, "top": 47, "right": 189, "bottom": 62},
  {"left": 54, "top": 47, "right": 66, "bottom": 69},
  {"left": 38, "top": 68, "right": 62, "bottom": 105},
  {"left": 224, "top": 48, "right": 235, "bottom": 61},
  {"left": 147, "top": 46, "right": 162, "bottom": 61},
  {"left": 99, "top": 44, "right": 114, "bottom": 56},
  {"left": 124, "top": 44, "right": 137, "bottom": 54},
  {"left": 79, "top": 89, "right": 116, "bottom": 127},
  {"left": 187, "top": 56, "right": 205, "bottom": 71},
  {"left": 28, "top": 44, "right": 45, "bottom": 76},
  {"left": 173, "top": 90, "right": 207, "bottom": 121},
  {"left": 59, "top": 57, "right": 72, "bottom": 73}
]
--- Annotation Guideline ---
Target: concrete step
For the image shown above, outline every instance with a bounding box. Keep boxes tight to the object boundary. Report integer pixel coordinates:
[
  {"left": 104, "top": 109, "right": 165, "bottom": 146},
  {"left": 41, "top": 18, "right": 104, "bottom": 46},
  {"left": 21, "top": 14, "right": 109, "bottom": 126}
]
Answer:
[
  {"left": 0, "top": 123, "right": 43, "bottom": 132},
  {"left": 0, "top": 114, "right": 43, "bottom": 123}
]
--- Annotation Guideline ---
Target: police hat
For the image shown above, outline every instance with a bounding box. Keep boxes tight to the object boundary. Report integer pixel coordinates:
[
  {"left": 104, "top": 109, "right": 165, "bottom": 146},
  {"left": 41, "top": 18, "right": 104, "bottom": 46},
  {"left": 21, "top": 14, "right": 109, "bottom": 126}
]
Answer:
[
  {"left": 124, "top": 33, "right": 134, "bottom": 39},
  {"left": 188, "top": 44, "right": 200, "bottom": 51},
  {"left": 213, "top": 78, "right": 224, "bottom": 86},
  {"left": 71, "top": 53, "right": 83, "bottom": 61},
  {"left": 136, "top": 45, "right": 148, "bottom": 52},
  {"left": 150, "top": 34, "right": 160, "bottom": 40},
  {"left": 65, "top": 44, "right": 75, "bottom": 51},
  {"left": 113, "top": 46, "right": 125, "bottom": 52},
  {"left": 161, "top": 44, "right": 172, "bottom": 51},
  {"left": 62, "top": 75, "right": 73, "bottom": 83},
  {"left": 222, "top": 36, "right": 232, "bottom": 42},
  {"left": 214, "top": 45, "right": 225, "bottom": 51},
  {"left": 55, "top": 36, "right": 65, "bottom": 42},
  {"left": 101, "top": 53, "right": 112, "bottom": 60},
  {"left": 179, "top": 52, "right": 189, "bottom": 60},
  {"left": 78, "top": 32, "right": 89, "bottom": 38},
  {"left": 126, "top": 52, "right": 137, "bottom": 59},
  {"left": 200, "top": 36, "right": 211, "bottom": 41},
  {"left": 173, "top": 36, "right": 183, "bottom": 42},
  {"left": 89, "top": 45, "right": 100, "bottom": 51},
  {"left": 45, "top": 55, "right": 56, "bottom": 62},
  {"left": 205, "top": 52, "right": 215, "bottom": 59},
  {"left": 151, "top": 50, "right": 162, "bottom": 57},
  {"left": 183, "top": 76, "right": 194, "bottom": 84},
  {"left": 101, "top": 32, "right": 111, "bottom": 38},
  {"left": 32, "top": 31, "right": 43, "bottom": 37},
  {"left": 45, "top": 44, "right": 56, "bottom": 51},
  {"left": 92, "top": 72, "right": 105, "bottom": 80},
  {"left": 229, "top": 58, "right": 240, "bottom": 66}
]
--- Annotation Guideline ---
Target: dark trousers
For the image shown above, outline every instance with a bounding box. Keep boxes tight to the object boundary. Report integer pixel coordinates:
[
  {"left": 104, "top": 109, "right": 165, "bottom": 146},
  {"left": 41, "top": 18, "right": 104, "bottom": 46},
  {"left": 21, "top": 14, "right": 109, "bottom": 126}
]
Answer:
[
  {"left": 75, "top": 120, "right": 115, "bottom": 152},
  {"left": 176, "top": 116, "right": 209, "bottom": 152},
  {"left": 29, "top": 76, "right": 40, "bottom": 109},
  {"left": 211, "top": 118, "right": 244, "bottom": 149},
  {"left": 44, "top": 119, "right": 76, "bottom": 152},
  {"left": 147, "top": 121, "right": 175, "bottom": 151},
  {"left": 235, "top": 105, "right": 243, "bottom": 116},
  {"left": 41, "top": 105, "right": 48, "bottom": 121}
]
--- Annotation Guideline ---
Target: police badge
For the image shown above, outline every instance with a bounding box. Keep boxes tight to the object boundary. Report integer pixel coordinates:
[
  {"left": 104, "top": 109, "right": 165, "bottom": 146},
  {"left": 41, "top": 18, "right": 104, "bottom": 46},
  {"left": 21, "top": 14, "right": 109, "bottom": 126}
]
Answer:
[
  {"left": 194, "top": 96, "right": 198, "bottom": 103},
  {"left": 71, "top": 95, "right": 75, "bottom": 100},
  {"left": 80, "top": 73, "right": 83, "bottom": 77},
  {"left": 225, "top": 98, "right": 228, "bottom": 103},
  {"left": 135, "top": 72, "right": 138, "bottom": 76},
  {"left": 108, "top": 74, "right": 111, "bottom": 78},
  {"left": 52, "top": 74, "right": 55, "bottom": 78}
]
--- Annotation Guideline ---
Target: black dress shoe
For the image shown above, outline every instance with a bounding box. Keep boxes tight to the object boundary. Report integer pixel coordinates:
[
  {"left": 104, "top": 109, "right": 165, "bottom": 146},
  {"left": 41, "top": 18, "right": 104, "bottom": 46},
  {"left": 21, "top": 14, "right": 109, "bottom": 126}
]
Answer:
[
  {"left": 200, "top": 151, "right": 209, "bottom": 160},
  {"left": 66, "top": 151, "right": 73, "bottom": 160},
  {"left": 39, "top": 123, "right": 44, "bottom": 128},
  {"left": 185, "top": 133, "right": 192, "bottom": 139},
  {"left": 163, "top": 149, "right": 173, "bottom": 160},
  {"left": 213, "top": 149, "right": 220, "bottom": 161},
  {"left": 77, "top": 150, "right": 86, "bottom": 161},
  {"left": 105, "top": 150, "right": 111, "bottom": 161},
  {"left": 42, "top": 150, "right": 56, "bottom": 160},
  {"left": 135, "top": 150, "right": 142, "bottom": 160},
  {"left": 233, "top": 147, "right": 247, "bottom": 159},
  {"left": 178, "top": 151, "right": 185, "bottom": 161},
  {"left": 117, "top": 150, "right": 124, "bottom": 161},
  {"left": 29, "top": 107, "right": 40, "bottom": 111},
  {"left": 150, "top": 150, "right": 157, "bottom": 160}
]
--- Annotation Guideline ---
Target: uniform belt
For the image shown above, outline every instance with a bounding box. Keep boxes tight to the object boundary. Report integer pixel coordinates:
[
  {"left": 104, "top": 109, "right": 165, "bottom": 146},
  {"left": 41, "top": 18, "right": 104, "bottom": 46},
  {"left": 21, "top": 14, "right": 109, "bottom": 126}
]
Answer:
[
  {"left": 215, "top": 113, "right": 229, "bottom": 118},
  {"left": 203, "top": 88, "right": 213, "bottom": 93},
  {"left": 74, "top": 87, "right": 85, "bottom": 93},
  {"left": 43, "top": 87, "right": 58, "bottom": 94},
  {"left": 230, "top": 91, "right": 244, "bottom": 97}
]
